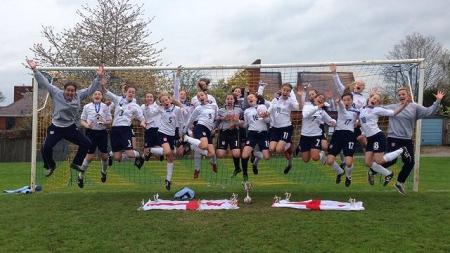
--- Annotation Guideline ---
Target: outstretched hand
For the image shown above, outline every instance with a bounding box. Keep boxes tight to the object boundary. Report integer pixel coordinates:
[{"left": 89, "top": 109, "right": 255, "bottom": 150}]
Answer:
[
  {"left": 434, "top": 90, "right": 446, "bottom": 102},
  {"left": 96, "top": 64, "right": 105, "bottom": 78},
  {"left": 26, "top": 59, "right": 37, "bottom": 70},
  {"left": 330, "top": 63, "right": 337, "bottom": 73}
]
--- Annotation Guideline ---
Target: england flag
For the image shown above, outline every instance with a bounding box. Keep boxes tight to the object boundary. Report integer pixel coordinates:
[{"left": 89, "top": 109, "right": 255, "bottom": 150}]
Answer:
[
  {"left": 140, "top": 199, "right": 239, "bottom": 211},
  {"left": 272, "top": 199, "right": 364, "bottom": 211}
]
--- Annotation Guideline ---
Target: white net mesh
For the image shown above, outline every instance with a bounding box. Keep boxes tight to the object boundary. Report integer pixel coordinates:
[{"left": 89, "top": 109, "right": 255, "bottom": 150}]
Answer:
[{"left": 33, "top": 60, "right": 422, "bottom": 190}]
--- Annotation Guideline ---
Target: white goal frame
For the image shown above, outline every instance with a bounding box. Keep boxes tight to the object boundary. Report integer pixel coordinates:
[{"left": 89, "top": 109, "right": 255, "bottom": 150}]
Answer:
[{"left": 30, "top": 58, "right": 425, "bottom": 192}]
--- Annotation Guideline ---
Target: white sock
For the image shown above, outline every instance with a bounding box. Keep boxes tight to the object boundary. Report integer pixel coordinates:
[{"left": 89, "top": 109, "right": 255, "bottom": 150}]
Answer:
[
  {"left": 150, "top": 147, "right": 164, "bottom": 156},
  {"left": 194, "top": 151, "right": 201, "bottom": 172},
  {"left": 184, "top": 135, "right": 201, "bottom": 147},
  {"left": 383, "top": 148, "right": 403, "bottom": 162},
  {"left": 166, "top": 162, "right": 174, "bottom": 181},
  {"left": 133, "top": 150, "right": 140, "bottom": 158},
  {"left": 371, "top": 162, "right": 391, "bottom": 176},
  {"left": 101, "top": 159, "right": 108, "bottom": 172},
  {"left": 81, "top": 159, "right": 90, "bottom": 171},
  {"left": 209, "top": 156, "right": 217, "bottom": 165},
  {"left": 192, "top": 145, "right": 208, "bottom": 156},
  {"left": 344, "top": 164, "right": 353, "bottom": 178},
  {"left": 284, "top": 143, "right": 291, "bottom": 151},
  {"left": 320, "top": 151, "right": 325, "bottom": 160},
  {"left": 332, "top": 161, "right": 344, "bottom": 175}
]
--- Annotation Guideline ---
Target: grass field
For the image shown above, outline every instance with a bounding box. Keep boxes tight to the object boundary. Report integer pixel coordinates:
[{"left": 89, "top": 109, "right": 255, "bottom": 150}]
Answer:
[{"left": 1, "top": 157, "right": 450, "bottom": 252}]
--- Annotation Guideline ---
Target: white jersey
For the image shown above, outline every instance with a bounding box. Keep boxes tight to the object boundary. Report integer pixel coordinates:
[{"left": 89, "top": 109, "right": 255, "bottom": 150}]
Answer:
[
  {"left": 268, "top": 91, "right": 299, "bottom": 128},
  {"left": 191, "top": 94, "right": 217, "bottom": 108},
  {"left": 359, "top": 106, "right": 394, "bottom": 137},
  {"left": 106, "top": 91, "right": 144, "bottom": 127},
  {"left": 352, "top": 92, "right": 366, "bottom": 110},
  {"left": 141, "top": 103, "right": 161, "bottom": 129},
  {"left": 244, "top": 105, "right": 270, "bottom": 132},
  {"left": 301, "top": 103, "right": 335, "bottom": 136},
  {"left": 187, "top": 103, "right": 218, "bottom": 131},
  {"left": 158, "top": 105, "right": 183, "bottom": 136},
  {"left": 335, "top": 101, "right": 359, "bottom": 132},
  {"left": 80, "top": 102, "right": 112, "bottom": 130}
]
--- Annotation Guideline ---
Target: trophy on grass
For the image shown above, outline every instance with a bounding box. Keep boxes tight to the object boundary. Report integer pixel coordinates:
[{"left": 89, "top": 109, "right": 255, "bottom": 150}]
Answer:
[{"left": 243, "top": 182, "right": 252, "bottom": 204}]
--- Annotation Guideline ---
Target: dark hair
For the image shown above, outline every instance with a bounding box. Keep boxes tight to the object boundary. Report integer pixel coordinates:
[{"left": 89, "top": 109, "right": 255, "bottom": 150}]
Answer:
[
  {"left": 342, "top": 93, "right": 353, "bottom": 99},
  {"left": 63, "top": 81, "right": 78, "bottom": 90},
  {"left": 198, "top": 78, "right": 211, "bottom": 85},
  {"left": 281, "top": 83, "right": 293, "bottom": 90},
  {"left": 256, "top": 95, "right": 265, "bottom": 105}
]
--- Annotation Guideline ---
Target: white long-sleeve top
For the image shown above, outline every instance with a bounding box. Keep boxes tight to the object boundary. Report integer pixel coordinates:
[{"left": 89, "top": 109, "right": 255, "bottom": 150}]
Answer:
[
  {"left": 187, "top": 103, "right": 218, "bottom": 131},
  {"left": 359, "top": 106, "right": 394, "bottom": 137},
  {"left": 141, "top": 103, "right": 162, "bottom": 129},
  {"left": 244, "top": 105, "right": 270, "bottom": 132},
  {"left": 80, "top": 102, "right": 112, "bottom": 130},
  {"left": 335, "top": 101, "right": 359, "bottom": 132},
  {"left": 158, "top": 105, "right": 183, "bottom": 136},
  {"left": 301, "top": 103, "right": 335, "bottom": 136},
  {"left": 106, "top": 91, "right": 144, "bottom": 127},
  {"left": 268, "top": 90, "right": 299, "bottom": 128}
]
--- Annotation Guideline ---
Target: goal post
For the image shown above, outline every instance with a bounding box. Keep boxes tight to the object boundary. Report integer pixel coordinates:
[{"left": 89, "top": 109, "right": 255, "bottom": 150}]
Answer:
[{"left": 30, "top": 58, "right": 425, "bottom": 192}]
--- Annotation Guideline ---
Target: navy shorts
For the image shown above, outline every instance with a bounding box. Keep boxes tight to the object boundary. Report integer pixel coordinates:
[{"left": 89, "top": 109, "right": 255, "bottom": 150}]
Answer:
[
  {"left": 111, "top": 126, "right": 133, "bottom": 152},
  {"left": 238, "top": 127, "right": 247, "bottom": 148},
  {"left": 157, "top": 132, "right": 175, "bottom": 150},
  {"left": 319, "top": 124, "right": 326, "bottom": 140},
  {"left": 245, "top": 131, "right": 269, "bottom": 150},
  {"left": 269, "top": 125, "right": 294, "bottom": 143},
  {"left": 354, "top": 126, "right": 362, "bottom": 138},
  {"left": 193, "top": 124, "right": 212, "bottom": 144},
  {"left": 299, "top": 135, "right": 322, "bottom": 152},
  {"left": 144, "top": 127, "right": 159, "bottom": 148},
  {"left": 328, "top": 130, "right": 356, "bottom": 157},
  {"left": 217, "top": 129, "right": 239, "bottom": 150},
  {"left": 85, "top": 129, "right": 108, "bottom": 154},
  {"left": 366, "top": 132, "right": 387, "bottom": 153}
]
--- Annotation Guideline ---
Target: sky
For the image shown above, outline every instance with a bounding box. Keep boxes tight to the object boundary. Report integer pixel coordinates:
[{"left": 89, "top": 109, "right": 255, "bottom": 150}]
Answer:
[{"left": 1, "top": 0, "right": 449, "bottom": 105}]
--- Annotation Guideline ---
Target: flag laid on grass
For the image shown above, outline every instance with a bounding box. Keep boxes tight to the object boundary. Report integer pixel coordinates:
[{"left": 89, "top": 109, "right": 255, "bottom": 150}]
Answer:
[
  {"left": 140, "top": 198, "right": 239, "bottom": 211},
  {"left": 272, "top": 199, "right": 364, "bottom": 211}
]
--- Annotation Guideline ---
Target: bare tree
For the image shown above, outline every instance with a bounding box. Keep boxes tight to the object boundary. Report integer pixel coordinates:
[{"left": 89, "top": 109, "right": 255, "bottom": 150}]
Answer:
[
  {"left": 30, "top": 0, "right": 163, "bottom": 67},
  {"left": 384, "top": 33, "right": 448, "bottom": 91}
]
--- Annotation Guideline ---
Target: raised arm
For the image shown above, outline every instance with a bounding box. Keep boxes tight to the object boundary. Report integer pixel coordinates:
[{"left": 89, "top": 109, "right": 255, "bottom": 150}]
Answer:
[
  {"left": 289, "top": 89, "right": 300, "bottom": 110},
  {"left": 417, "top": 90, "right": 445, "bottom": 118},
  {"left": 330, "top": 64, "right": 345, "bottom": 96},
  {"left": 173, "top": 67, "right": 181, "bottom": 101},
  {"left": 78, "top": 65, "right": 105, "bottom": 100},
  {"left": 26, "top": 59, "right": 60, "bottom": 95}
]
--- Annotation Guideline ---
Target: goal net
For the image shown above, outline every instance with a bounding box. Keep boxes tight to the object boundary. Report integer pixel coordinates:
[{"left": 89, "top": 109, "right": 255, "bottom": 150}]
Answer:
[{"left": 30, "top": 59, "right": 425, "bottom": 192}]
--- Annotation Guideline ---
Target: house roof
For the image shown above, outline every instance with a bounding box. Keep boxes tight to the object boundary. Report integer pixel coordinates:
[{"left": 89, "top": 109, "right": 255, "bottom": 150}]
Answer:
[{"left": 0, "top": 90, "right": 48, "bottom": 117}]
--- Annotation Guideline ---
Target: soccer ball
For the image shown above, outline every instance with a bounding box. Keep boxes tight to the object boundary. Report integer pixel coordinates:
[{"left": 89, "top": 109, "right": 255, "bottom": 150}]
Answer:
[
  {"left": 257, "top": 105, "right": 267, "bottom": 116},
  {"left": 244, "top": 195, "right": 252, "bottom": 204}
]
